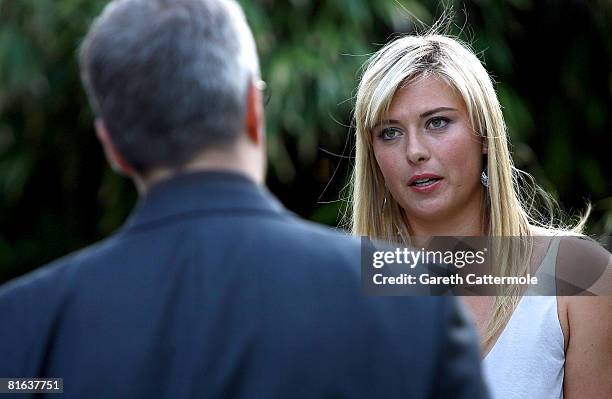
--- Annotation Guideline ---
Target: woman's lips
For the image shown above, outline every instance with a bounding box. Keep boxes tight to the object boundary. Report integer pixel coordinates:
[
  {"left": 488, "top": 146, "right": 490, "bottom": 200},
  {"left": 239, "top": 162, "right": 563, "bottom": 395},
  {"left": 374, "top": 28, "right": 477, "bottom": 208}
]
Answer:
[{"left": 408, "top": 178, "right": 443, "bottom": 193}]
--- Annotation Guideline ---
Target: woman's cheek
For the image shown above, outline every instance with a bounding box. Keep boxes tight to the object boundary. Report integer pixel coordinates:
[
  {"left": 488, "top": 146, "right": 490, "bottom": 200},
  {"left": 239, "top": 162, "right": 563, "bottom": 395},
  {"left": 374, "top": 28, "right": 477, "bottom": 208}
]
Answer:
[
  {"left": 442, "top": 136, "right": 480, "bottom": 176},
  {"left": 384, "top": 156, "right": 405, "bottom": 184},
  {"left": 375, "top": 150, "right": 397, "bottom": 178}
]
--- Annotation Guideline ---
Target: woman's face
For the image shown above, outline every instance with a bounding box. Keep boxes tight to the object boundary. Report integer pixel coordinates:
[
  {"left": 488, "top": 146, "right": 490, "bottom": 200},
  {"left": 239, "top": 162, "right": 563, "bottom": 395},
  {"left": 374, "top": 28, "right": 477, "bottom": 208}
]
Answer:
[{"left": 372, "top": 75, "right": 485, "bottom": 226}]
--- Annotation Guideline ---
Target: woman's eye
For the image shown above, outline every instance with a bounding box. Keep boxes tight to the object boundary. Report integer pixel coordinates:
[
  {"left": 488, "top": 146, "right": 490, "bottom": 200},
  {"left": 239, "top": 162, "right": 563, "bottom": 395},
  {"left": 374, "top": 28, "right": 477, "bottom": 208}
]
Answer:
[
  {"left": 379, "top": 128, "right": 402, "bottom": 140},
  {"left": 427, "top": 117, "right": 450, "bottom": 129}
]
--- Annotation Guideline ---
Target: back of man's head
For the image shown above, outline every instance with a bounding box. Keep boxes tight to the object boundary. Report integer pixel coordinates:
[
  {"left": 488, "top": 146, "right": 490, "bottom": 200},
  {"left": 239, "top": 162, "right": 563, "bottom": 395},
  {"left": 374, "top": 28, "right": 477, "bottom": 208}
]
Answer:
[{"left": 79, "top": 0, "right": 260, "bottom": 174}]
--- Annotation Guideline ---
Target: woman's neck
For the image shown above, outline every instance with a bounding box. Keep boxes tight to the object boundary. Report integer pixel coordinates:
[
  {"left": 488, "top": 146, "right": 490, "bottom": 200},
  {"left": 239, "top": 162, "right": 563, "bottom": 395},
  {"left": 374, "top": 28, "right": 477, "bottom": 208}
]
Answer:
[{"left": 406, "top": 197, "right": 487, "bottom": 247}]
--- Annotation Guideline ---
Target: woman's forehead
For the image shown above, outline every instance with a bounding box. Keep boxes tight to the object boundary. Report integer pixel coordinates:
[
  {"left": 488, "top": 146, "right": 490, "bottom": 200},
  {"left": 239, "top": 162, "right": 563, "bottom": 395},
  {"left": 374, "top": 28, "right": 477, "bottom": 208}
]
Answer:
[{"left": 386, "top": 75, "right": 466, "bottom": 119}]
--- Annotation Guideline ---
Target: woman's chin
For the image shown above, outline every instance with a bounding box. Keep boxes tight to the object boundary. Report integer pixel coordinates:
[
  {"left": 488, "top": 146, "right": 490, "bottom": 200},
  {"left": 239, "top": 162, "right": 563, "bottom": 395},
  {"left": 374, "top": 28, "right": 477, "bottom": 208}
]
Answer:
[
  {"left": 403, "top": 205, "right": 451, "bottom": 223},
  {"left": 402, "top": 195, "right": 447, "bottom": 212}
]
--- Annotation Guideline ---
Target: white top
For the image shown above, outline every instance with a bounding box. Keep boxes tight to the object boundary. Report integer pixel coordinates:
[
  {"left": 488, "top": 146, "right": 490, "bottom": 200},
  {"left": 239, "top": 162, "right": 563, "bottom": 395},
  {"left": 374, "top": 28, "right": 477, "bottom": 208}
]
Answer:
[{"left": 483, "top": 238, "right": 565, "bottom": 399}]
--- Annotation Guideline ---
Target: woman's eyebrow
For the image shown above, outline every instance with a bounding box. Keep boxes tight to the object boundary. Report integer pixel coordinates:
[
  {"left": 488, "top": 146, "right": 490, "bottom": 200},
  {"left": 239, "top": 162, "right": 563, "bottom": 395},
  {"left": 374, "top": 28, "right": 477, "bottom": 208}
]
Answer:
[
  {"left": 371, "top": 119, "right": 401, "bottom": 130},
  {"left": 373, "top": 107, "right": 458, "bottom": 129},
  {"left": 419, "top": 107, "right": 457, "bottom": 118}
]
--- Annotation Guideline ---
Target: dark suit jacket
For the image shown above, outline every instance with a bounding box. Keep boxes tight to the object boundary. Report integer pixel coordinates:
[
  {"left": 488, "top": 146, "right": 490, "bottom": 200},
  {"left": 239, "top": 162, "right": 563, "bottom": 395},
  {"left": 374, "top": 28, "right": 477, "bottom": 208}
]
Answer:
[{"left": 0, "top": 171, "right": 488, "bottom": 398}]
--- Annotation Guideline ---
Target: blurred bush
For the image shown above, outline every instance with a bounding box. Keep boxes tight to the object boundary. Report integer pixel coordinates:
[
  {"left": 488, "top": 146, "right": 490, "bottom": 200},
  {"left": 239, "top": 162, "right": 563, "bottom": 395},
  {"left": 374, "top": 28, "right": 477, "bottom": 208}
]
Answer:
[{"left": 0, "top": 0, "right": 610, "bottom": 282}]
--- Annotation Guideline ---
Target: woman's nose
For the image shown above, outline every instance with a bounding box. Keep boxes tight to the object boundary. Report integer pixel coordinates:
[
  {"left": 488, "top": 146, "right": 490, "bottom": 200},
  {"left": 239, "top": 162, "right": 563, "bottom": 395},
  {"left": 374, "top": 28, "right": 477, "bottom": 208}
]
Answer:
[{"left": 405, "top": 134, "right": 430, "bottom": 164}]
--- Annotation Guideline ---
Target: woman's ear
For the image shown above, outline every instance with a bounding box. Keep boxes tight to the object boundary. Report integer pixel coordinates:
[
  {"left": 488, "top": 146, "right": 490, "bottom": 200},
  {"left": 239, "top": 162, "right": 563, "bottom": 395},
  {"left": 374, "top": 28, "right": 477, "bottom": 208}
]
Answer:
[{"left": 481, "top": 137, "right": 488, "bottom": 154}]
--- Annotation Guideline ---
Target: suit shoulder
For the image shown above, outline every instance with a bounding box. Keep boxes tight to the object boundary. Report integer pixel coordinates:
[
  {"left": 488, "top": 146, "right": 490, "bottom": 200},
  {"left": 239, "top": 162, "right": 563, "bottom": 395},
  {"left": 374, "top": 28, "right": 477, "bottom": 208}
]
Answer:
[
  {"left": 271, "top": 215, "right": 362, "bottom": 251},
  {"left": 0, "top": 234, "right": 121, "bottom": 300},
  {"left": 263, "top": 216, "right": 364, "bottom": 266}
]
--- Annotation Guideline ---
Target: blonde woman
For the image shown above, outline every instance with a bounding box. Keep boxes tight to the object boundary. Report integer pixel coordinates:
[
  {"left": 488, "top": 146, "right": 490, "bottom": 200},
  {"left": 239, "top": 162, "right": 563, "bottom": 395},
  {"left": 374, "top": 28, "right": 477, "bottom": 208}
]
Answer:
[{"left": 350, "top": 33, "right": 612, "bottom": 398}]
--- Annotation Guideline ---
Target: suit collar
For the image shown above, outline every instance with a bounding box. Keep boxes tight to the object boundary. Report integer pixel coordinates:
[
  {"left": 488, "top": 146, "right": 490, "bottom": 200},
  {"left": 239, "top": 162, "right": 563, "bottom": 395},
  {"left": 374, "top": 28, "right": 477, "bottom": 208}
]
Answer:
[{"left": 123, "top": 170, "right": 288, "bottom": 231}]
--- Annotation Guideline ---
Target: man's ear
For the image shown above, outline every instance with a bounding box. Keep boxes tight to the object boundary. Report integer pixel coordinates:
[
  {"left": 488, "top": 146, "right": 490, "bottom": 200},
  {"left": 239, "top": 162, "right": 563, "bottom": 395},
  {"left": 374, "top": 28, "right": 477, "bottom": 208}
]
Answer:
[
  {"left": 94, "top": 118, "right": 136, "bottom": 176},
  {"left": 245, "top": 79, "right": 264, "bottom": 146}
]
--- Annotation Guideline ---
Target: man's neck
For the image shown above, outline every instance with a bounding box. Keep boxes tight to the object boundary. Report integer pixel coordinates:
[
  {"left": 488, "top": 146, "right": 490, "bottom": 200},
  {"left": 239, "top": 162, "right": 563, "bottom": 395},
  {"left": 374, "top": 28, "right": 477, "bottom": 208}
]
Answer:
[{"left": 135, "top": 150, "right": 263, "bottom": 195}]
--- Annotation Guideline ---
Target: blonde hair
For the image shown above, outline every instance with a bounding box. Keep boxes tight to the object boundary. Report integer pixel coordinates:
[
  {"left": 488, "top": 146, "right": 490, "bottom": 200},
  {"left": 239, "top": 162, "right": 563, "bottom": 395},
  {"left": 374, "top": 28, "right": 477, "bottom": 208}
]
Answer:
[{"left": 349, "top": 33, "right": 588, "bottom": 349}]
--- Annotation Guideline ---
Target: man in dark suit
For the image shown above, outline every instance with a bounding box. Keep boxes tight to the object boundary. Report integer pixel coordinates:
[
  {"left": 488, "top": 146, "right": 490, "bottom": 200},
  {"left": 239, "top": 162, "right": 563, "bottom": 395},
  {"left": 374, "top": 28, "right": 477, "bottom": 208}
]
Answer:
[{"left": 0, "top": 0, "right": 488, "bottom": 397}]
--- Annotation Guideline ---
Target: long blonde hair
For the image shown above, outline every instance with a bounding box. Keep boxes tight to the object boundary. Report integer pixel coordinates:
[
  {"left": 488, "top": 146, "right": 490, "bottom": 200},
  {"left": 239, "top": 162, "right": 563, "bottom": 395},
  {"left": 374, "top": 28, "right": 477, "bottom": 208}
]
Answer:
[{"left": 349, "top": 33, "right": 588, "bottom": 348}]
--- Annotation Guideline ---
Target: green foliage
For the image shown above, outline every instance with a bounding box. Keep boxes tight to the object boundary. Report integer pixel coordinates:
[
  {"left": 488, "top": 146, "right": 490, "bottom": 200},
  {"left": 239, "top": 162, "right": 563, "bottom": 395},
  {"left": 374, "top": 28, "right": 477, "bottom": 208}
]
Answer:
[
  {"left": 0, "top": 0, "right": 610, "bottom": 282},
  {"left": 239, "top": 0, "right": 435, "bottom": 182}
]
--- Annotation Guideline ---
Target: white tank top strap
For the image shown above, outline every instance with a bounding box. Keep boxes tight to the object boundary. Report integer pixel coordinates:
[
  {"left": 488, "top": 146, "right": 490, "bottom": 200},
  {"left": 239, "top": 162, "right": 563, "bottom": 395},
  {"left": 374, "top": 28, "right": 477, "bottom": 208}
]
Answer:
[
  {"left": 527, "top": 236, "right": 562, "bottom": 296},
  {"left": 483, "top": 236, "right": 565, "bottom": 399}
]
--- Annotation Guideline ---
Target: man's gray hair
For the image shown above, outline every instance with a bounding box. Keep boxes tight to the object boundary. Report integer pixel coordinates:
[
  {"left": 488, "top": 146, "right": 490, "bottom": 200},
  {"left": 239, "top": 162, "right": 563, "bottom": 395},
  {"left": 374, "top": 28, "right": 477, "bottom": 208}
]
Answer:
[{"left": 79, "top": 0, "right": 259, "bottom": 172}]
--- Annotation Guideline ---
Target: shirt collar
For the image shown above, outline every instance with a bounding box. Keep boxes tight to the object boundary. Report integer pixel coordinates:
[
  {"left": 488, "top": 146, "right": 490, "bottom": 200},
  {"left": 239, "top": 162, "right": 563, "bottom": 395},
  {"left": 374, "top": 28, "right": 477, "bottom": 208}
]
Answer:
[{"left": 122, "top": 170, "right": 288, "bottom": 232}]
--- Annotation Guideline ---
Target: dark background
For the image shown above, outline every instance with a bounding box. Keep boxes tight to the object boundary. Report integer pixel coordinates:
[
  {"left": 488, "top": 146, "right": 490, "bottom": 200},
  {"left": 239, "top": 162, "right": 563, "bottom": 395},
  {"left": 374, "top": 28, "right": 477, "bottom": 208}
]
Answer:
[{"left": 1, "top": 0, "right": 610, "bottom": 283}]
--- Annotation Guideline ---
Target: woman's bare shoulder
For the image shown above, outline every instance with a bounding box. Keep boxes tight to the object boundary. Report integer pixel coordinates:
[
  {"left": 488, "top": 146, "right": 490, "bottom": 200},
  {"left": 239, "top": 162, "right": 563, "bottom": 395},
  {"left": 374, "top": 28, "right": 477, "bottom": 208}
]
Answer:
[
  {"left": 554, "top": 235, "right": 612, "bottom": 397},
  {"left": 555, "top": 235, "right": 611, "bottom": 296}
]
